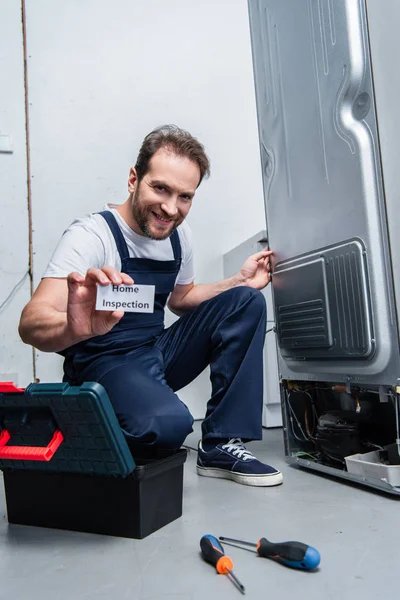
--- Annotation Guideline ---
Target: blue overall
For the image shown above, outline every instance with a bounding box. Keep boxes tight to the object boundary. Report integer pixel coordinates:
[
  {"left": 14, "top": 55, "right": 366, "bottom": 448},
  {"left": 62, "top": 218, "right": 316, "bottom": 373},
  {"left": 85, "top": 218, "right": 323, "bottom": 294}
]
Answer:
[{"left": 61, "top": 211, "right": 267, "bottom": 449}]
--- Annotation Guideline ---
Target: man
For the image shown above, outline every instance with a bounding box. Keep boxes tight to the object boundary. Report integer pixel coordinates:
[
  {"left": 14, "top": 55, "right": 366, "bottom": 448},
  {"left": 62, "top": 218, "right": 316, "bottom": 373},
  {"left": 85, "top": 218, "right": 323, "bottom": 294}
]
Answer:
[{"left": 19, "top": 125, "right": 283, "bottom": 487}]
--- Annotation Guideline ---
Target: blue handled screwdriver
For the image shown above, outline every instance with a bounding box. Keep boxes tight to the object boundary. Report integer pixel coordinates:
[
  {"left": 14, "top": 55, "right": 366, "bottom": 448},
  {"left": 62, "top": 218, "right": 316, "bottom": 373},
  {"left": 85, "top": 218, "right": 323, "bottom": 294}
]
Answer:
[
  {"left": 219, "top": 535, "right": 320, "bottom": 570},
  {"left": 200, "top": 535, "right": 246, "bottom": 594}
]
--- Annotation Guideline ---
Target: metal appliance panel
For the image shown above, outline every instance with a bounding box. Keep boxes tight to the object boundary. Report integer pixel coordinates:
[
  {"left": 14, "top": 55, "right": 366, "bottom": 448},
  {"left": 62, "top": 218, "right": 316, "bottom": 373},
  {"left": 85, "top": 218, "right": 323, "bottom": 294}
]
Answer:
[
  {"left": 274, "top": 239, "right": 374, "bottom": 359},
  {"left": 365, "top": 0, "right": 400, "bottom": 360},
  {"left": 248, "top": 0, "right": 400, "bottom": 384}
]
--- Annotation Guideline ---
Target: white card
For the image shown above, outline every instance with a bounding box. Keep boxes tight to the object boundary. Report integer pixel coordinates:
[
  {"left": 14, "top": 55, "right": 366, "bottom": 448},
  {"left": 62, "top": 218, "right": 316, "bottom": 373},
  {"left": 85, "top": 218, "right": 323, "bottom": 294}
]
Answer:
[{"left": 96, "top": 283, "right": 155, "bottom": 313}]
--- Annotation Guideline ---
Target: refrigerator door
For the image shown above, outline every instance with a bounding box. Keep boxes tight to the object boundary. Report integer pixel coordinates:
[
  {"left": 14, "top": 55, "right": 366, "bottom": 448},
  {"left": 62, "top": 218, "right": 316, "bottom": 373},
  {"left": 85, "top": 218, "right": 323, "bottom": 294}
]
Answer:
[{"left": 248, "top": 0, "right": 400, "bottom": 385}]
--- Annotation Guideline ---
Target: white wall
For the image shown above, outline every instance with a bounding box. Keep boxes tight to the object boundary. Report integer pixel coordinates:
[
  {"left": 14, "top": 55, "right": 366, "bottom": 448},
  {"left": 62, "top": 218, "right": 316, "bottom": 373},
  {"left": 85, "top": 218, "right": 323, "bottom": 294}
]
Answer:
[
  {"left": 2, "top": 0, "right": 266, "bottom": 416},
  {"left": 0, "top": 0, "right": 33, "bottom": 385}
]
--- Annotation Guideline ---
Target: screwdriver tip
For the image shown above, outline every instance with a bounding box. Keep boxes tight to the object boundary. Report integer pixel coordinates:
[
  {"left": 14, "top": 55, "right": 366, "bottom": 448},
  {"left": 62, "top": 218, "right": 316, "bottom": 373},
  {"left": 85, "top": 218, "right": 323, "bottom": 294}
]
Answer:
[{"left": 228, "top": 571, "right": 246, "bottom": 595}]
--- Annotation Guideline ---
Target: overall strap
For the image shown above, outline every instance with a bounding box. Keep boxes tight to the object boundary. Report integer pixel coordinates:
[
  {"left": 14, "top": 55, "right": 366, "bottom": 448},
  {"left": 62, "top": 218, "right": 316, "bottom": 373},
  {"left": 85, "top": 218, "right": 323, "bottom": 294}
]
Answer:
[
  {"left": 170, "top": 229, "right": 182, "bottom": 261},
  {"left": 99, "top": 210, "right": 182, "bottom": 262},
  {"left": 98, "top": 211, "right": 129, "bottom": 260}
]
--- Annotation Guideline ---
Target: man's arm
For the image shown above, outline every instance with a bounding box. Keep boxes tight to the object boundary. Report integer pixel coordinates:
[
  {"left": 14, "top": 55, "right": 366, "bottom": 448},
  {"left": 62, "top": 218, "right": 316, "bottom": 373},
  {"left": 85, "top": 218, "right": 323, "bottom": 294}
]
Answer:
[
  {"left": 19, "top": 267, "right": 133, "bottom": 352},
  {"left": 19, "top": 277, "right": 76, "bottom": 352},
  {"left": 168, "top": 248, "right": 272, "bottom": 316}
]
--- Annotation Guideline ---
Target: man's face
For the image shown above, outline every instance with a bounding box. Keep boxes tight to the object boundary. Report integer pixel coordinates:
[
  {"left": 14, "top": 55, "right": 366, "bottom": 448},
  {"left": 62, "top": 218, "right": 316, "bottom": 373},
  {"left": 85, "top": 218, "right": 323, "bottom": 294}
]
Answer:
[{"left": 128, "top": 148, "right": 200, "bottom": 240}]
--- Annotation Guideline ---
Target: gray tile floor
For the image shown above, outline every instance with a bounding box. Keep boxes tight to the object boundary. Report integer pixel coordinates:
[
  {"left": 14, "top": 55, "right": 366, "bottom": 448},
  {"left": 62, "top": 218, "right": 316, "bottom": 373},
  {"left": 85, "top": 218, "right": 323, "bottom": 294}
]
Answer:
[{"left": 0, "top": 422, "right": 398, "bottom": 600}]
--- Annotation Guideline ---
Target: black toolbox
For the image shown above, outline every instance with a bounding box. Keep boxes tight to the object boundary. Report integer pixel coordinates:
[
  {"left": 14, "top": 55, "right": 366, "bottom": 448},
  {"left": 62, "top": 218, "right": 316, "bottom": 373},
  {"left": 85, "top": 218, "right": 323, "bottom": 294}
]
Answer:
[{"left": 0, "top": 382, "right": 187, "bottom": 539}]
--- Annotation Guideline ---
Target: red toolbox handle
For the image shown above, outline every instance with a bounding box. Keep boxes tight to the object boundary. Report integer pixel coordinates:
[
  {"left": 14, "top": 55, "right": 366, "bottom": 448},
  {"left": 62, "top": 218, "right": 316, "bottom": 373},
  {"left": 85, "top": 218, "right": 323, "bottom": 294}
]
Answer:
[
  {"left": 0, "top": 382, "right": 25, "bottom": 393},
  {"left": 0, "top": 429, "right": 64, "bottom": 461}
]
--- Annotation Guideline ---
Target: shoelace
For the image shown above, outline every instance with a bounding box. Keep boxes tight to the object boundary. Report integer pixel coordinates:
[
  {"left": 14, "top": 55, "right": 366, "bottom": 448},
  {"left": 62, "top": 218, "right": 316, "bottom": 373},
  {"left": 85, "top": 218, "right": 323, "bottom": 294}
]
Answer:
[{"left": 221, "top": 438, "right": 256, "bottom": 461}]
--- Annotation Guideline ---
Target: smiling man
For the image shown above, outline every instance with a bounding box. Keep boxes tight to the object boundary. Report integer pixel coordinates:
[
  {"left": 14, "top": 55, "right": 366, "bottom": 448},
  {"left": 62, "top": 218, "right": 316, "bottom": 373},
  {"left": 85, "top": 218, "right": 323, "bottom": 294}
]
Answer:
[{"left": 19, "top": 125, "right": 283, "bottom": 487}]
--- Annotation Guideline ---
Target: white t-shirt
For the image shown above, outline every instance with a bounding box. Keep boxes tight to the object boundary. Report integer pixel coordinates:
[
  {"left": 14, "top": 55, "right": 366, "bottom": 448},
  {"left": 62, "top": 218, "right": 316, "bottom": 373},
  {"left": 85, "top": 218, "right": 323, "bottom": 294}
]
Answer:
[{"left": 43, "top": 203, "right": 195, "bottom": 285}]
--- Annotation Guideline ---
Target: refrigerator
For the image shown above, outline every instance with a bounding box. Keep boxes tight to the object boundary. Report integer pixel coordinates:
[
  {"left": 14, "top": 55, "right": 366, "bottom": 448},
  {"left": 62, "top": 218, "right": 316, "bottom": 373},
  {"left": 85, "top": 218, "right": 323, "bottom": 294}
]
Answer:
[{"left": 248, "top": 0, "right": 400, "bottom": 494}]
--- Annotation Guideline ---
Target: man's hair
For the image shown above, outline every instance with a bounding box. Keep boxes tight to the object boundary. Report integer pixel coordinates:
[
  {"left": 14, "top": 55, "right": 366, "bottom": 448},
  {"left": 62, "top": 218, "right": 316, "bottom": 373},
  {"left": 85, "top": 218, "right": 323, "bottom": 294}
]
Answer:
[{"left": 134, "top": 125, "right": 210, "bottom": 187}]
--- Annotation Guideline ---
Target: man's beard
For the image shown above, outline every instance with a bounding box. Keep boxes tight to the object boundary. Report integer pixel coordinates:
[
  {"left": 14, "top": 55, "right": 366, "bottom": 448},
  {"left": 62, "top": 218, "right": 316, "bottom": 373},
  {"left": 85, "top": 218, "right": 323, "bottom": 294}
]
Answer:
[{"left": 132, "top": 192, "right": 178, "bottom": 241}]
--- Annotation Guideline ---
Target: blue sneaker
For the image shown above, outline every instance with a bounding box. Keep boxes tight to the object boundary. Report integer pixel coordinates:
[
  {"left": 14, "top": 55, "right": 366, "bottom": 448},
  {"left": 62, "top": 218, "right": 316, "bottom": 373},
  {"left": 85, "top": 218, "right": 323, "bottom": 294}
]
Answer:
[{"left": 197, "top": 438, "right": 283, "bottom": 487}]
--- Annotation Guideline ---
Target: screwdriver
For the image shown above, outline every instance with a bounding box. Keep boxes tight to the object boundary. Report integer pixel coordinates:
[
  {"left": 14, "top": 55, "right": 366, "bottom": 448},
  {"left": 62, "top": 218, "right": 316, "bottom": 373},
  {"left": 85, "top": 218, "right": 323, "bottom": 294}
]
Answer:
[
  {"left": 219, "top": 536, "right": 320, "bottom": 570},
  {"left": 200, "top": 534, "right": 246, "bottom": 595}
]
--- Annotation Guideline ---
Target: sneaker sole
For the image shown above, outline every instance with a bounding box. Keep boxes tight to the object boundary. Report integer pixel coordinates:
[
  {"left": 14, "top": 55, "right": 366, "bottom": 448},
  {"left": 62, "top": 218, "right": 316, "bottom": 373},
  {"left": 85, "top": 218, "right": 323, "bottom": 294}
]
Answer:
[{"left": 196, "top": 465, "right": 283, "bottom": 487}]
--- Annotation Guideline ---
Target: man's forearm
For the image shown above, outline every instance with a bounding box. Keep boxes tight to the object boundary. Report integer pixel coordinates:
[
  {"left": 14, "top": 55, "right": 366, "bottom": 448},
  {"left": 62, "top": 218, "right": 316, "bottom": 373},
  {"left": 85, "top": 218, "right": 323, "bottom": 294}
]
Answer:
[
  {"left": 169, "top": 274, "right": 246, "bottom": 315},
  {"left": 19, "top": 305, "right": 81, "bottom": 353}
]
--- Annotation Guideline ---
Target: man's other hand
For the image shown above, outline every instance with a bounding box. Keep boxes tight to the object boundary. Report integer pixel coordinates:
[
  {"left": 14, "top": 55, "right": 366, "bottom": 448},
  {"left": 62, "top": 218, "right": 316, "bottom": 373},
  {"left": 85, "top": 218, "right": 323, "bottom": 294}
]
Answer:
[{"left": 237, "top": 249, "right": 273, "bottom": 290}]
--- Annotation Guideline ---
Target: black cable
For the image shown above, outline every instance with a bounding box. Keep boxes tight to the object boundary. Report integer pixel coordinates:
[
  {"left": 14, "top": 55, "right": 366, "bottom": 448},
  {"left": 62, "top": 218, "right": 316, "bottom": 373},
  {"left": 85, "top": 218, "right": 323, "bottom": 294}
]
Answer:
[
  {"left": 0, "top": 270, "right": 30, "bottom": 312},
  {"left": 183, "top": 445, "right": 198, "bottom": 453},
  {"left": 287, "top": 392, "right": 310, "bottom": 442}
]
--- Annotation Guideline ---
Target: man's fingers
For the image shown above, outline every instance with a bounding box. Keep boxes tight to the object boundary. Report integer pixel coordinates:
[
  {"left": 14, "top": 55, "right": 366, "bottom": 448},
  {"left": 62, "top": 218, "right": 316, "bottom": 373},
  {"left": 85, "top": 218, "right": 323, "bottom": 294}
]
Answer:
[
  {"left": 121, "top": 272, "right": 134, "bottom": 286},
  {"left": 258, "top": 256, "right": 271, "bottom": 269},
  {"left": 101, "top": 269, "right": 134, "bottom": 286},
  {"left": 107, "top": 310, "right": 125, "bottom": 325},
  {"left": 101, "top": 265, "right": 128, "bottom": 285},
  {"left": 67, "top": 272, "right": 85, "bottom": 285},
  {"left": 251, "top": 249, "right": 274, "bottom": 262},
  {"left": 85, "top": 268, "right": 112, "bottom": 285},
  {"left": 250, "top": 249, "right": 268, "bottom": 261},
  {"left": 264, "top": 257, "right": 271, "bottom": 271},
  {"left": 85, "top": 267, "right": 134, "bottom": 287},
  {"left": 69, "top": 268, "right": 134, "bottom": 290},
  {"left": 67, "top": 272, "right": 86, "bottom": 296}
]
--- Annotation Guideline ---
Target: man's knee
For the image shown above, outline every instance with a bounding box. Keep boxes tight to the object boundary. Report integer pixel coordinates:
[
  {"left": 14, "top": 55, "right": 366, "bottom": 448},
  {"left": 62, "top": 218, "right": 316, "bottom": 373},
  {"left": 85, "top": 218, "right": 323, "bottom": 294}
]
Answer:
[
  {"left": 154, "top": 406, "right": 194, "bottom": 448},
  {"left": 124, "top": 403, "right": 194, "bottom": 449},
  {"left": 222, "top": 286, "right": 266, "bottom": 318}
]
